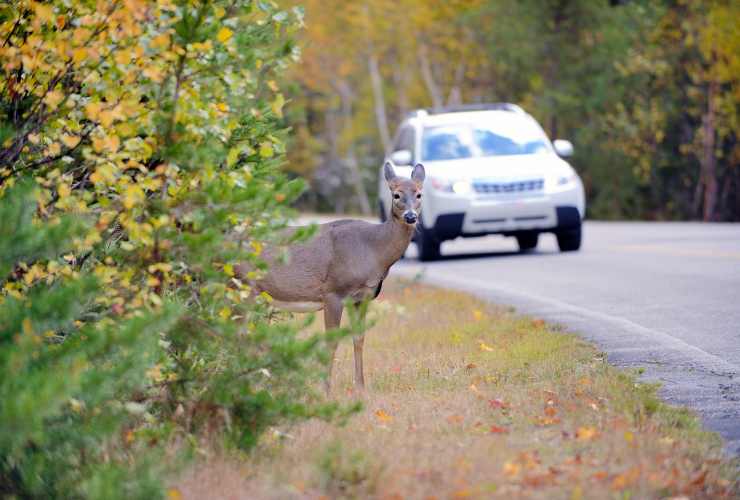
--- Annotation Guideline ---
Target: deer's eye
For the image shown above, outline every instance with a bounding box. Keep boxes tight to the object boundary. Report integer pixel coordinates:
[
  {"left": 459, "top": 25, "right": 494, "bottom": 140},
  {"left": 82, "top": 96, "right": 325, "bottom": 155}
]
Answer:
[
  {"left": 393, "top": 193, "right": 401, "bottom": 200},
  {"left": 416, "top": 193, "right": 422, "bottom": 199}
]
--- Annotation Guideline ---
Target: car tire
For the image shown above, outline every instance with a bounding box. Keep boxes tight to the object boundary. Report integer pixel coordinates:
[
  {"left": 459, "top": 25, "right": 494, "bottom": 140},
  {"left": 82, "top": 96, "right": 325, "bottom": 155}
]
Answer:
[
  {"left": 556, "top": 224, "right": 582, "bottom": 252},
  {"left": 417, "top": 224, "right": 441, "bottom": 262},
  {"left": 516, "top": 232, "right": 539, "bottom": 252},
  {"left": 378, "top": 199, "right": 387, "bottom": 223}
]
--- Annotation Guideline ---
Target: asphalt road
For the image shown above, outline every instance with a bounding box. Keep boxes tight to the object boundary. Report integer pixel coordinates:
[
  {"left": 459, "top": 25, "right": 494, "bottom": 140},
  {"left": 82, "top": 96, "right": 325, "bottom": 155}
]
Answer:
[{"left": 391, "top": 221, "right": 740, "bottom": 455}]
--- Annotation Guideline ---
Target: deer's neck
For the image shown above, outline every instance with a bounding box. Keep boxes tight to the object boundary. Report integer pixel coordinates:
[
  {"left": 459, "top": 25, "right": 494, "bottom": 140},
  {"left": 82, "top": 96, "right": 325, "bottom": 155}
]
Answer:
[{"left": 372, "top": 217, "right": 416, "bottom": 271}]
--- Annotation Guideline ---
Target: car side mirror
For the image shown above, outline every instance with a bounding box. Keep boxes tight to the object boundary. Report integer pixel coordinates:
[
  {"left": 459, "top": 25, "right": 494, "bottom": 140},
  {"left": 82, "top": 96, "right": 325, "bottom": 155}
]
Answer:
[
  {"left": 390, "top": 149, "right": 412, "bottom": 166},
  {"left": 553, "top": 139, "right": 574, "bottom": 158}
]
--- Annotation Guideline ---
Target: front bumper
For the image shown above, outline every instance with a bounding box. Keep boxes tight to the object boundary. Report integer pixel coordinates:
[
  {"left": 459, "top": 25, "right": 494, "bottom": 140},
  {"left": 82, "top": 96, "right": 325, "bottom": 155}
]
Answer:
[{"left": 423, "top": 188, "right": 584, "bottom": 241}]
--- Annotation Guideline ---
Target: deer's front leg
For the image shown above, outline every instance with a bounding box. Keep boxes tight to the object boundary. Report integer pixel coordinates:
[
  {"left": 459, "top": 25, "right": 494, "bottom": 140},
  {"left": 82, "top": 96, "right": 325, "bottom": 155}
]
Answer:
[
  {"left": 323, "top": 294, "right": 343, "bottom": 395},
  {"left": 353, "top": 334, "right": 365, "bottom": 390}
]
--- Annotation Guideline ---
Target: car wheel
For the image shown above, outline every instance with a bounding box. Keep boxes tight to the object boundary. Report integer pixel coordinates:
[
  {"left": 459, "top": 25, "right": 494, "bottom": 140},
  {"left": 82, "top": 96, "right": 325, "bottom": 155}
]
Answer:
[
  {"left": 417, "top": 224, "right": 441, "bottom": 261},
  {"left": 556, "top": 224, "right": 582, "bottom": 252},
  {"left": 378, "top": 199, "right": 387, "bottom": 223},
  {"left": 516, "top": 232, "right": 539, "bottom": 252}
]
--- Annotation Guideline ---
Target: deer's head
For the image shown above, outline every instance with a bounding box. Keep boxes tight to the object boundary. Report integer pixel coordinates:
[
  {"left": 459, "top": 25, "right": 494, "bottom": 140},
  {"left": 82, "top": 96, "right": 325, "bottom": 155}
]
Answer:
[{"left": 384, "top": 162, "right": 425, "bottom": 225}]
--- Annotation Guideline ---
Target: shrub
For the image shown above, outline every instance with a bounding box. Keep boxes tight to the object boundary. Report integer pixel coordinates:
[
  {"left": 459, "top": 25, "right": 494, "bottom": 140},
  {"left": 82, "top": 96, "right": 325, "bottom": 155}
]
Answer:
[{"left": 0, "top": 1, "right": 354, "bottom": 496}]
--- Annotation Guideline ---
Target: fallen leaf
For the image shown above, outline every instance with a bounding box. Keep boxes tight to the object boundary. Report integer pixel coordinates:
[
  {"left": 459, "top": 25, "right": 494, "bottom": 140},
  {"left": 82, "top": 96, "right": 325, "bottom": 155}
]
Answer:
[
  {"left": 375, "top": 409, "right": 393, "bottom": 423},
  {"left": 575, "top": 426, "right": 598, "bottom": 441},
  {"left": 490, "top": 425, "right": 509, "bottom": 434},
  {"left": 503, "top": 461, "right": 521, "bottom": 477},
  {"left": 545, "top": 406, "right": 558, "bottom": 417},
  {"left": 479, "top": 341, "right": 494, "bottom": 352},
  {"left": 447, "top": 414, "right": 464, "bottom": 424},
  {"left": 489, "top": 398, "right": 509, "bottom": 410}
]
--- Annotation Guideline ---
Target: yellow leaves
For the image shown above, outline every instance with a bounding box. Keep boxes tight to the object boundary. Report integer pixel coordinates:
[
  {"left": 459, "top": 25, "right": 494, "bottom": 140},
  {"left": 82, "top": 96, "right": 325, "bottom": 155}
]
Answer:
[
  {"left": 217, "top": 27, "right": 233, "bottom": 44},
  {"left": 218, "top": 307, "right": 232, "bottom": 320},
  {"left": 22, "top": 317, "right": 33, "bottom": 335},
  {"left": 61, "top": 134, "right": 80, "bottom": 149},
  {"left": 150, "top": 33, "right": 171, "bottom": 50},
  {"left": 271, "top": 93, "right": 285, "bottom": 118},
  {"left": 122, "top": 184, "right": 145, "bottom": 209},
  {"left": 114, "top": 48, "right": 132, "bottom": 66},
  {"left": 57, "top": 183, "right": 71, "bottom": 199},
  {"left": 223, "top": 263, "right": 235, "bottom": 277},
  {"left": 92, "top": 134, "right": 120, "bottom": 153},
  {"left": 72, "top": 47, "right": 87, "bottom": 65},
  {"left": 250, "top": 241, "right": 263, "bottom": 256},
  {"left": 27, "top": 133, "right": 41, "bottom": 145},
  {"left": 143, "top": 66, "right": 164, "bottom": 83},
  {"left": 259, "top": 142, "right": 274, "bottom": 158},
  {"left": 472, "top": 309, "right": 484, "bottom": 321},
  {"left": 33, "top": 2, "right": 55, "bottom": 24},
  {"left": 374, "top": 409, "right": 393, "bottom": 423},
  {"left": 44, "top": 90, "right": 64, "bottom": 109}
]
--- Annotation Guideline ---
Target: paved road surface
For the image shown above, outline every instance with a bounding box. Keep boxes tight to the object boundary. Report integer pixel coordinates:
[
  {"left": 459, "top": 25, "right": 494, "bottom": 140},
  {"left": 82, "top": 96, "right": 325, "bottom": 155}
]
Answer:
[{"left": 391, "top": 221, "right": 740, "bottom": 454}]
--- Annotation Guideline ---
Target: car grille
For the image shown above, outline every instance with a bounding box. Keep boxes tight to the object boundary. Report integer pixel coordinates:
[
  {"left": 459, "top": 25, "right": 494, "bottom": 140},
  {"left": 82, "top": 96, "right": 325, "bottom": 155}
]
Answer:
[{"left": 472, "top": 179, "right": 544, "bottom": 195}]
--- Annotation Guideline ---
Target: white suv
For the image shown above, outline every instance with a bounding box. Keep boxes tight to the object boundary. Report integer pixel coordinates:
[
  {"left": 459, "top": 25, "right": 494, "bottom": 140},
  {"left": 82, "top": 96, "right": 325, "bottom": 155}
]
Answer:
[{"left": 378, "top": 104, "right": 585, "bottom": 261}]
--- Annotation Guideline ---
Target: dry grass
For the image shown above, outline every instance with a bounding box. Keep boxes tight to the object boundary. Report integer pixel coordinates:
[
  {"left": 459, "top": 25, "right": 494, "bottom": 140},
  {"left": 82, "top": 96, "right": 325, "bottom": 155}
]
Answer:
[{"left": 175, "top": 280, "right": 738, "bottom": 499}]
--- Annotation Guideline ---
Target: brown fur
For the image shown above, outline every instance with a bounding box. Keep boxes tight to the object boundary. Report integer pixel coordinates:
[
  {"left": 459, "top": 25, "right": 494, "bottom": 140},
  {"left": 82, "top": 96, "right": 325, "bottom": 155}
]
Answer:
[{"left": 245, "top": 163, "right": 426, "bottom": 391}]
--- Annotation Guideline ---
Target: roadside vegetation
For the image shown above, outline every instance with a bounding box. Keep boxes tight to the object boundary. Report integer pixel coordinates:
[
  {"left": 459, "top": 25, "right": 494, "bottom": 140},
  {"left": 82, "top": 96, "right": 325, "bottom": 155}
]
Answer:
[
  {"left": 0, "top": 2, "right": 354, "bottom": 498},
  {"left": 177, "top": 280, "right": 739, "bottom": 499}
]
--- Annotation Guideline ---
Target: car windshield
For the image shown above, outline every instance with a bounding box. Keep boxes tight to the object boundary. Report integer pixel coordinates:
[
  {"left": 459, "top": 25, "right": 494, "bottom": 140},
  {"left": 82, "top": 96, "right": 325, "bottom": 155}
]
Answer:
[{"left": 421, "top": 118, "right": 551, "bottom": 161}]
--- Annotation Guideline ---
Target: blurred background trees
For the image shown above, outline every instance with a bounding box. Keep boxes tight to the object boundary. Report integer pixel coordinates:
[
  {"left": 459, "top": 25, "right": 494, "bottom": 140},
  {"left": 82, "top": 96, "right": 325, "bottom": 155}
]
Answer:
[{"left": 283, "top": 0, "right": 739, "bottom": 221}]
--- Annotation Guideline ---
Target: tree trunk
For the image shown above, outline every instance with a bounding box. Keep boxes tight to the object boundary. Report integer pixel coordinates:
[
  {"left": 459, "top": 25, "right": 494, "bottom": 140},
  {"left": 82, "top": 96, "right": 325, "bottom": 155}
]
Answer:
[
  {"left": 418, "top": 42, "right": 444, "bottom": 110},
  {"left": 393, "top": 63, "right": 409, "bottom": 119},
  {"left": 334, "top": 80, "right": 372, "bottom": 215},
  {"left": 446, "top": 61, "right": 466, "bottom": 106},
  {"left": 701, "top": 78, "right": 718, "bottom": 221},
  {"left": 368, "top": 53, "right": 392, "bottom": 155}
]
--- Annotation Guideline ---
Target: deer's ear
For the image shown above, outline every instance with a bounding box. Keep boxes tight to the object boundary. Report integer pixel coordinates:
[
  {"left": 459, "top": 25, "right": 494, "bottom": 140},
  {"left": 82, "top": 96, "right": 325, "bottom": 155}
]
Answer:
[
  {"left": 384, "top": 162, "right": 397, "bottom": 183},
  {"left": 411, "top": 163, "right": 426, "bottom": 185}
]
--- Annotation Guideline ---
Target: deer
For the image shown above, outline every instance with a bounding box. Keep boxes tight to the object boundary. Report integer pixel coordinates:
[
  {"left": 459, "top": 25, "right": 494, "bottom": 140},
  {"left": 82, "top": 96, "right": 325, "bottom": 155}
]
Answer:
[{"left": 242, "top": 162, "right": 426, "bottom": 393}]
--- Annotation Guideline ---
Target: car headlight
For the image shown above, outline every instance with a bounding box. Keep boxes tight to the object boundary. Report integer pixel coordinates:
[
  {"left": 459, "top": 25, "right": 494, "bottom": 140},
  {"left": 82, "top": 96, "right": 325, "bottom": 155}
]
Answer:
[
  {"left": 557, "top": 174, "right": 577, "bottom": 186},
  {"left": 430, "top": 177, "right": 472, "bottom": 195}
]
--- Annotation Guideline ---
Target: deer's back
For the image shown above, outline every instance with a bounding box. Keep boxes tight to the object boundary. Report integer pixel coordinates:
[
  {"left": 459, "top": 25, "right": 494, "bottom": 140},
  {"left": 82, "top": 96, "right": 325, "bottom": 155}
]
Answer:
[{"left": 257, "top": 219, "right": 385, "bottom": 304}]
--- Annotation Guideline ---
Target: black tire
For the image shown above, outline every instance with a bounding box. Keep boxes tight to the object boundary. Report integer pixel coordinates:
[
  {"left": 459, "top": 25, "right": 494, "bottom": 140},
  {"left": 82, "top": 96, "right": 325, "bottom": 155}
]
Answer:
[
  {"left": 378, "top": 199, "right": 387, "bottom": 222},
  {"left": 556, "top": 224, "right": 582, "bottom": 252},
  {"left": 417, "top": 224, "right": 441, "bottom": 261},
  {"left": 516, "top": 232, "right": 539, "bottom": 252}
]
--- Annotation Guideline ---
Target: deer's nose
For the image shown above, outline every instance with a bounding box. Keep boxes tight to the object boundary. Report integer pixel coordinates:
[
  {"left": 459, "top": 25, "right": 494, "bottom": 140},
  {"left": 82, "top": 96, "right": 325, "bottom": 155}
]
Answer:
[{"left": 403, "top": 211, "right": 418, "bottom": 224}]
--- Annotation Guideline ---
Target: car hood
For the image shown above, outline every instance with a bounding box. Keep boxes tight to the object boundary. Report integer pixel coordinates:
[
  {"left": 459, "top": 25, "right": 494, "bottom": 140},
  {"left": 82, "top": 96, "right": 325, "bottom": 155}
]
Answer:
[{"left": 395, "top": 154, "right": 574, "bottom": 181}]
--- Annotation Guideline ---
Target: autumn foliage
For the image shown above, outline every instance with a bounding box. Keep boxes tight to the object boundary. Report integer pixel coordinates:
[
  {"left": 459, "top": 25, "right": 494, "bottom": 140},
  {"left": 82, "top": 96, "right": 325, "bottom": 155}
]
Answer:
[{"left": 0, "top": 1, "right": 350, "bottom": 497}]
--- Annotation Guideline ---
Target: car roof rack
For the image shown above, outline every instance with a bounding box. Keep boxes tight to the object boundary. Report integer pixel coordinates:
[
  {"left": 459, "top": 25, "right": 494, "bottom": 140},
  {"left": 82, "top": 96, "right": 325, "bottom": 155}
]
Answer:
[{"left": 406, "top": 103, "right": 525, "bottom": 119}]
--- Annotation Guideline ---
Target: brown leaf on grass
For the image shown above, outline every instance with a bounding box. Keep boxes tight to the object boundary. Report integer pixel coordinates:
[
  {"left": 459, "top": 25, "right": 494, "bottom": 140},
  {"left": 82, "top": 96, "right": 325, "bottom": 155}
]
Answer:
[
  {"left": 489, "top": 398, "right": 509, "bottom": 410},
  {"left": 689, "top": 468, "right": 708, "bottom": 487},
  {"left": 591, "top": 471, "right": 609, "bottom": 481},
  {"left": 535, "top": 416, "right": 561, "bottom": 426},
  {"left": 544, "top": 405, "right": 558, "bottom": 417},
  {"left": 375, "top": 409, "right": 393, "bottom": 423},
  {"left": 575, "top": 426, "right": 598, "bottom": 441},
  {"left": 531, "top": 319, "right": 545, "bottom": 328},
  {"left": 503, "top": 461, "right": 521, "bottom": 477},
  {"left": 611, "top": 466, "right": 641, "bottom": 490},
  {"left": 522, "top": 471, "right": 558, "bottom": 488},
  {"left": 447, "top": 414, "right": 464, "bottom": 424},
  {"left": 465, "top": 363, "right": 477, "bottom": 370},
  {"left": 489, "top": 425, "right": 509, "bottom": 434}
]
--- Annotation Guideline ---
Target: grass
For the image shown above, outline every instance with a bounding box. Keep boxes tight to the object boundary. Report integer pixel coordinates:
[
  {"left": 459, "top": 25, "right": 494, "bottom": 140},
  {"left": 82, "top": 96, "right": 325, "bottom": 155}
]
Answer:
[{"left": 174, "top": 279, "right": 738, "bottom": 499}]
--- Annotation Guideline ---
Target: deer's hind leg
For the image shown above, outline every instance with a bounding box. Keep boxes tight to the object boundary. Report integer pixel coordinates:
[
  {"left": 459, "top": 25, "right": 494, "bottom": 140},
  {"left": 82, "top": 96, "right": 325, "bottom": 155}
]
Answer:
[
  {"left": 323, "top": 294, "right": 343, "bottom": 395},
  {"left": 351, "top": 300, "right": 370, "bottom": 391}
]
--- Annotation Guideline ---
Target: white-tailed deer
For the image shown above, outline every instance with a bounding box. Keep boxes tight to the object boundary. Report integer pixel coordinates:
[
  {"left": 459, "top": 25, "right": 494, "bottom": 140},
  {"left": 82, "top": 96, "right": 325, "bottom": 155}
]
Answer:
[{"left": 242, "top": 162, "right": 425, "bottom": 392}]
